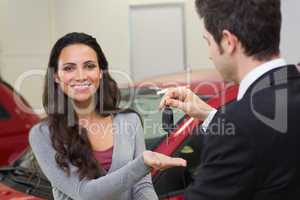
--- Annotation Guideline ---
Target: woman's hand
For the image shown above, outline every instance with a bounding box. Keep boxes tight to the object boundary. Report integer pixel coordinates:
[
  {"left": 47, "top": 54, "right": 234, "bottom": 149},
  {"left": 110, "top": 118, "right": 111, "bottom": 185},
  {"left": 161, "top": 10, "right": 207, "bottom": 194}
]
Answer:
[{"left": 143, "top": 151, "right": 187, "bottom": 170}]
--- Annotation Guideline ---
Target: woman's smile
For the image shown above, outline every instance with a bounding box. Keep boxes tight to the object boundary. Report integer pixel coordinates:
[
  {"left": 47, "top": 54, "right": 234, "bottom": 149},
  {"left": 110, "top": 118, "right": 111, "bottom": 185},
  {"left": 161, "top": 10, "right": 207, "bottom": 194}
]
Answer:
[{"left": 70, "top": 82, "right": 93, "bottom": 93}]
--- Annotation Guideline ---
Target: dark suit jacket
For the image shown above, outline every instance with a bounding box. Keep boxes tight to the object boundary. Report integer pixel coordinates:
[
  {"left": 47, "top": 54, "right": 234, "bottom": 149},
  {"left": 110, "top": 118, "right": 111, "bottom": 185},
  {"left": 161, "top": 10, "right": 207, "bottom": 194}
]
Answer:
[{"left": 184, "top": 65, "right": 300, "bottom": 200}]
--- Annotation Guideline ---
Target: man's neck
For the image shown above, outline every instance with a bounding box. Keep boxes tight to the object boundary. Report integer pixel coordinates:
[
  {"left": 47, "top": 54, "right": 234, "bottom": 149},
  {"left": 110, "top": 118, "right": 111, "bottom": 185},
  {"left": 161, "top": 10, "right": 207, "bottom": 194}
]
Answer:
[{"left": 236, "top": 54, "right": 281, "bottom": 83}]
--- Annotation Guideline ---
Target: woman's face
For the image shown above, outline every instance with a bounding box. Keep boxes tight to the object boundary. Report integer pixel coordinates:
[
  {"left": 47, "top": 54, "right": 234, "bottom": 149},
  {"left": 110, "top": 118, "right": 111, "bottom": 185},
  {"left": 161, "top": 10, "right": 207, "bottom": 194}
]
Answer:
[{"left": 55, "top": 44, "right": 102, "bottom": 105}]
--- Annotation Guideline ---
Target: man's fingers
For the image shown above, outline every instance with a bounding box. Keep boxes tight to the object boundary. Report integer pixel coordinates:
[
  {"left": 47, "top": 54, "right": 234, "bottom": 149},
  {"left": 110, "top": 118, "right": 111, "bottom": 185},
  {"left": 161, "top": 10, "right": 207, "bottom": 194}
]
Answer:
[
  {"left": 159, "top": 97, "right": 167, "bottom": 110},
  {"left": 159, "top": 89, "right": 175, "bottom": 110},
  {"left": 168, "top": 87, "right": 187, "bottom": 101},
  {"left": 159, "top": 87, "right": 188, "bottom": 110},
  {"left": 165, "top": 98, "right": 185, "bottom": 111}
]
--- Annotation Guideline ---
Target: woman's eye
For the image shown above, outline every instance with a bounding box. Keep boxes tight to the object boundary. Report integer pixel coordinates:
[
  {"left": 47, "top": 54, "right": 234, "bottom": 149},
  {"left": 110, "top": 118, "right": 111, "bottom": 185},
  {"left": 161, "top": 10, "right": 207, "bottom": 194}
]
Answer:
[
  {"left": 86, "top": 64, "right": 96, "bottom": 70},
  {"left": 63, "top": 66, "right": 74, "bottom": 72}
]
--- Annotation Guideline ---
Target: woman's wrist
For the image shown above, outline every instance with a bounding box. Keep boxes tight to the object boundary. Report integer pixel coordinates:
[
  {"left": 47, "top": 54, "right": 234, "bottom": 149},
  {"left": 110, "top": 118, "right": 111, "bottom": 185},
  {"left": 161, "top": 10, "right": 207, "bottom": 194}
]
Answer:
[{"left": 142, "top": 151, "right": 156, "bottom": 168}]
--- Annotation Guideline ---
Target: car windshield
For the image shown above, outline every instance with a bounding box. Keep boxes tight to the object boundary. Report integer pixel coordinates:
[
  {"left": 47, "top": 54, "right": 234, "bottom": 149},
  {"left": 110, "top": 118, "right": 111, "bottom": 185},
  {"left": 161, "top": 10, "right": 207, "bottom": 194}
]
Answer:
[{"left": 120, "top": 87, "right": 185, "bottom": 139}]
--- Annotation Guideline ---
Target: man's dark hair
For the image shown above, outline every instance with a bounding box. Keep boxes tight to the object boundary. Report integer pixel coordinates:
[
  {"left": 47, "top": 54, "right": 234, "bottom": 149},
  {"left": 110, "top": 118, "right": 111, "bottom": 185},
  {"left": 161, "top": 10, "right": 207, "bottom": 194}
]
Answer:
[{"left": 195, "top": 0, "right": 282, "bottom": 61}]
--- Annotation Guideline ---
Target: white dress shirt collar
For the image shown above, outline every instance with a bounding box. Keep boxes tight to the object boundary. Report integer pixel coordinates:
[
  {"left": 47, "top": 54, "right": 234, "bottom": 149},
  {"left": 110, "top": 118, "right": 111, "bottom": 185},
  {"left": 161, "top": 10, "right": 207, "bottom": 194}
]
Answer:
[{"left": 237, "top": 58, "right": 287, "bottom": 101}]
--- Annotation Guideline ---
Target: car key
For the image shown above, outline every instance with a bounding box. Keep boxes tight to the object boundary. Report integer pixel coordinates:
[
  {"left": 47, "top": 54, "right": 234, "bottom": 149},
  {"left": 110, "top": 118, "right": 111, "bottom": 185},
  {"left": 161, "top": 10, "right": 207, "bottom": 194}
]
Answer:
[{"left": 162, "top": 106, "right": 176, "bottom": 134}]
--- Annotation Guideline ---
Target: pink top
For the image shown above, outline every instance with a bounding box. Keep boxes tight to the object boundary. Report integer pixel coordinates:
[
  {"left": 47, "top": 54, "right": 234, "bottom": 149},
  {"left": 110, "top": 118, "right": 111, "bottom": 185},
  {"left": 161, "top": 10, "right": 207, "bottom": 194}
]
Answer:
[{"left": 93, "top": 146, "right": 113, "bottom": 172}]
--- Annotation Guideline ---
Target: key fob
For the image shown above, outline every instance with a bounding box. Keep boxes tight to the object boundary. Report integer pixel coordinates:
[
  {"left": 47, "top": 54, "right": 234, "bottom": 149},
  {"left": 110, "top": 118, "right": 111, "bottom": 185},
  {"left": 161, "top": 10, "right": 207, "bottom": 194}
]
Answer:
[{"left": 162, "top": 107, "right": 176, "bottom": 133}]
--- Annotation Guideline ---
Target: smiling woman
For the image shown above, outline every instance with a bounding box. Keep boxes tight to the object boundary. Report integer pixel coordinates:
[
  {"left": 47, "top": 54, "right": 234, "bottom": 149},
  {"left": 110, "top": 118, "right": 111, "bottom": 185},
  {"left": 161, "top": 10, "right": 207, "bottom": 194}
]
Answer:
[{"left": 29, "top": 32, "right": 186, "bottom": 200}]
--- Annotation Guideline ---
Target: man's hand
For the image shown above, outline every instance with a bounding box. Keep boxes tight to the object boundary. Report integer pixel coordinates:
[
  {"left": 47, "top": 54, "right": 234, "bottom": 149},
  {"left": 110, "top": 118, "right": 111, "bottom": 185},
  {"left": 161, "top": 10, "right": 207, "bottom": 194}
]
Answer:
[
  {"left": 143, "top": 151, "right": 186, "bottom": 170},
  {"left": 159, "top": 87, "right": 214, "bottom": 120}
]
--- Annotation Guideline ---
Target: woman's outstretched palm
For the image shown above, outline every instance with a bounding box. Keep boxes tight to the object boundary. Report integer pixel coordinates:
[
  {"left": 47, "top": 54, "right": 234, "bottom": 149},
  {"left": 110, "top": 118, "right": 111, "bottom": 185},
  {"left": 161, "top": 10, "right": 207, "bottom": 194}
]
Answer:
[{"left": 143, "top": 151, "right": 186, "bottom": 170}]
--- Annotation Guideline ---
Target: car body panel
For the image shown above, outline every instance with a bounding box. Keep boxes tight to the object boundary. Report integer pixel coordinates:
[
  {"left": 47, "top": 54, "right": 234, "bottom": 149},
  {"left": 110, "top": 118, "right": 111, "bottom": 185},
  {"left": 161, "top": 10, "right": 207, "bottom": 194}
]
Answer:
[
  {"left": 0, "top": 183, "right": 42, "bottom": 200},
  {"left": 167, "top": 196, "right": 184, "bottom": 200},
  {"left": 0, "top": 81, "right": 40, "bottom": 166}
]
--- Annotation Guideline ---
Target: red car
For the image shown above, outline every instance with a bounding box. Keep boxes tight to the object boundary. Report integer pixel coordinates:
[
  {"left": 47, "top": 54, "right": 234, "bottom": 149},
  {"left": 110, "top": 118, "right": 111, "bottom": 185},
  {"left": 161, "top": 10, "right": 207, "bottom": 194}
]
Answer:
[
  {"left": 0, "top": 70, "right": 238, "bottom": 200},
  {"left": 0, "top": 78, "right": 40, "bottom": 166}
]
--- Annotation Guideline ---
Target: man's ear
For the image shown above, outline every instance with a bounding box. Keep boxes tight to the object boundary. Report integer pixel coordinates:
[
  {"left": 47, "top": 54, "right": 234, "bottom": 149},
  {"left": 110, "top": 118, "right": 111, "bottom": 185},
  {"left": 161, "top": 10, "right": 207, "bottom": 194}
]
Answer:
[{"left": 222, "top": 30, "right": 238, "bottom": 55}]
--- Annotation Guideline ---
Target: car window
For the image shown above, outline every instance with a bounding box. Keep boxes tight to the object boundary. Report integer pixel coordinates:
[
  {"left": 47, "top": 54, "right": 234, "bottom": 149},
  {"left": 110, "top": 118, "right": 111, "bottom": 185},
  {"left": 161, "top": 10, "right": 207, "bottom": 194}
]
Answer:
[
  {"left": 0, "top": 104, "right": 10, "bottom": 120},
  {"left": 120, "top": 88, "right": 209, "bottom": 140}
]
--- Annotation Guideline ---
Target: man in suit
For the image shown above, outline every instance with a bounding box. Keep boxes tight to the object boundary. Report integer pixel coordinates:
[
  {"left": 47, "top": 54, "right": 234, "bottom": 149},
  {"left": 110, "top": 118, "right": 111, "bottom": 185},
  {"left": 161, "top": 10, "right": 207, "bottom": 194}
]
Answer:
[{"left": 159, "top": 0, "right": 300, "bottom": 199}]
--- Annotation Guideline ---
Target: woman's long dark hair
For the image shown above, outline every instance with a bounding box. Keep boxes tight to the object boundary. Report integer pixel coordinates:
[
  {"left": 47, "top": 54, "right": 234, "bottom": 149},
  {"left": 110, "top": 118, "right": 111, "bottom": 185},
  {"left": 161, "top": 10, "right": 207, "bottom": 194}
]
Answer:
[{"left": 42, "top": 32, "right": 136, "bottom": 180}]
